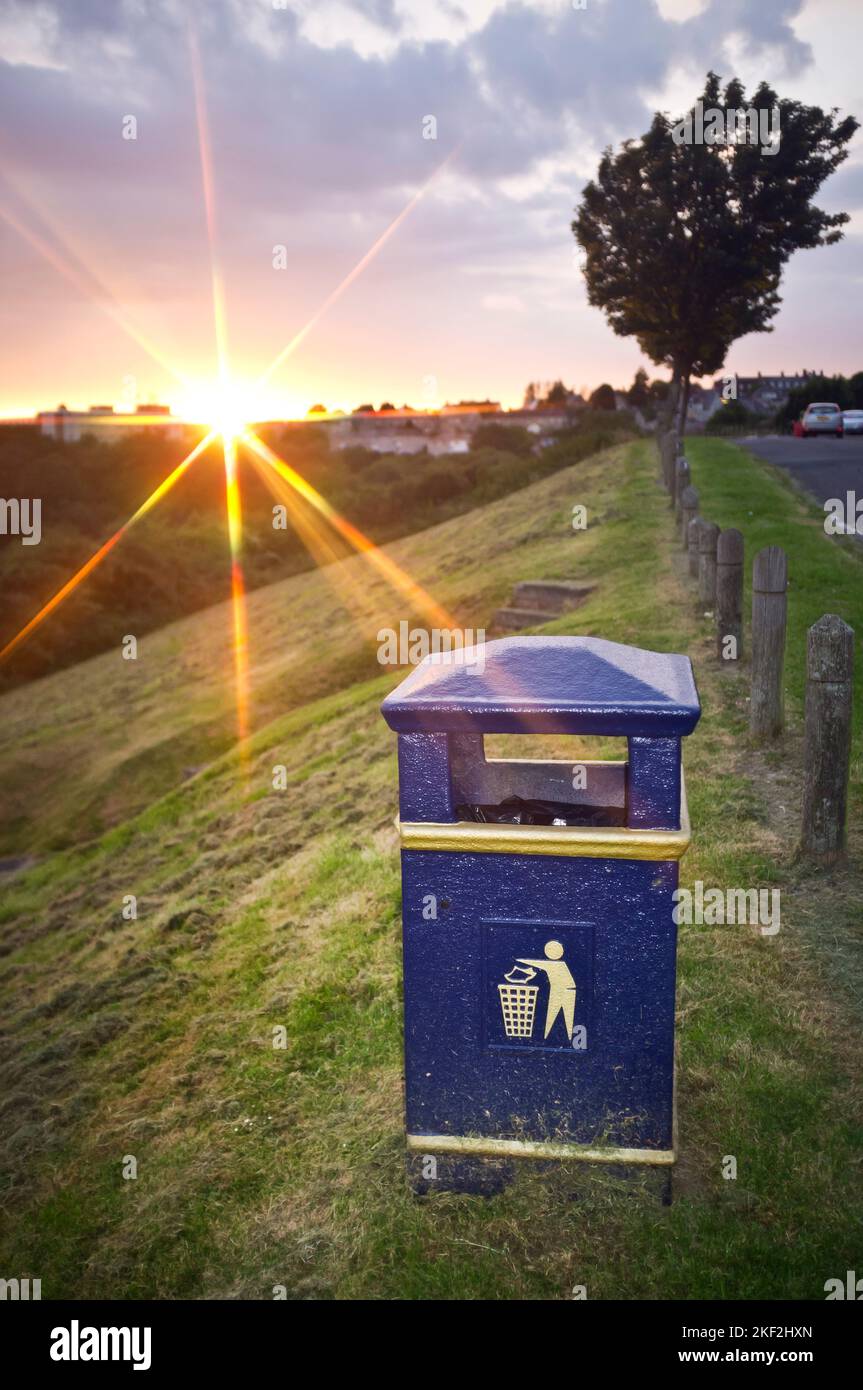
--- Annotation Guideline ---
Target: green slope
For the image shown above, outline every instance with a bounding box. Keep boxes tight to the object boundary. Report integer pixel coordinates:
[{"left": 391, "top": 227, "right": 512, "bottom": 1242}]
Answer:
[
  {"left": 0, "top": 447, "right": 606, "bottom": 856},
  {"left": 0, "top": 438, "right": 860, "bottom": 1300}
]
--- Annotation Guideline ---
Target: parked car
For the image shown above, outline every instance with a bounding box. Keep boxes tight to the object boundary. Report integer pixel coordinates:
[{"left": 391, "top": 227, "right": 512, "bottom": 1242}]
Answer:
[
  {"left": 801, "top": 402, "right": 843, "bottom": 437},
  {"left": 792, "top": 417, "right": 804, "bottom": 437},
  {"left": 841, "top": 409, "right": 863, "bottom": 436}
]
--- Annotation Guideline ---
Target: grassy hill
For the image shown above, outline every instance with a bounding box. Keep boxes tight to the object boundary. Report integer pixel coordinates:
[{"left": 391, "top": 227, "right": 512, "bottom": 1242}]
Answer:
[
  {"left": 0, "top": 417, "right": 632, "bottom": 694},
  {"left": 0, "top": 437, "right": 861, "bottom": 1300}
]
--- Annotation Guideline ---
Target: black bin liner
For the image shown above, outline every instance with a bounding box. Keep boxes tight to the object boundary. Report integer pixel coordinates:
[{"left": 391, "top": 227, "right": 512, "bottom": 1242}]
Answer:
[{"left": 456, "top": 796, "right": 625, "bottom": 827}]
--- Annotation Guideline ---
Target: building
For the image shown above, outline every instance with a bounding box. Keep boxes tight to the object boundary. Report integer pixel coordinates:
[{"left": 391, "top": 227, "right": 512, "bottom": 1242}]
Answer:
[
  {"left": 327, "top": 413, "right": 471, "bottom": 455},
  {"left": 440, "top": 400, "right": 502, "bottom": 416},
  {"left": 685, "top": 384, "right": 723, "bottom": 427},
  {"left": 36, "top": 404, "right": 185, "bottom": 444},
  {"left": 710, "top": 371, "right": 818, "bottom": 417},
  {"left": 324, "top": 406, "right": 574, "bottom": 455}
]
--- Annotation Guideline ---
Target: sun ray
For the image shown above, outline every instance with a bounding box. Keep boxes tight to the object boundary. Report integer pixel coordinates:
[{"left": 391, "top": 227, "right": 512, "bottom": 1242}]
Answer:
[
  {"left": 0, "top": 431, "right": 217, "bottom": 666},
  {"left": 254, "top": 144, "right": 461, "bottom": 392},
  {"left": 188, "top": 17, "right": 251, "bottom": 751},
  {"left": 222, "top": 435, "right": 251, "bottom": 745},
  {"left": 246, "top": 449, "right": 384, "bottom": 632},
  {"left": 1, "top": 41, "right": 463, "bottom": 755},
  {"left": 0, "top": 180, "right": 193, "bottom": 391},
  {"left": 241, "top": 429, "right": 457, "bottom": 632},
  {"left": 187, "top": 19, "right": 230, "bottom": 390}
]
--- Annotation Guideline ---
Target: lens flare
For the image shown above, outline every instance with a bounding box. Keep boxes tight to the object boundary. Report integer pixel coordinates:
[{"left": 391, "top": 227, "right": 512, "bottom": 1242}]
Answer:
[
  {"left": 241, "top": 429, "right": 458, "bottom": 632},
  {"left": 0, "top": 197, "right": 192, "bottom": 391},
  {"left": 2, "top": 27, "right": 460, "bottom": 759},
  {"left": 180, "top": 380, "right": 261, "bottom": 442},
  {"left": 255, "top": 145, "right": 461, "bottom": 393},
  {"left": 0, "top": 431, "right": 217, "bottom": 666},
  {"left": 222, "top": 434, "right": 250, "bottom": 745},
  {"left": 189, "top": 17, "right": 251, "bottom": 750},
  {"left": 245, "top": 449, "right": 384, "bottom": 632}
]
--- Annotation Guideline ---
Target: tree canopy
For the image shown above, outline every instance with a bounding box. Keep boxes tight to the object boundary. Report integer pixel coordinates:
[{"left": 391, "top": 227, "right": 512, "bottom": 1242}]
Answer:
[
  {"left": 776, "top": 371, "right": 863, "bottom": 426},
  {"left": 588, "top": 383, "right": 616, "bottom": 411},
  {"left": 572, "top": 72, "right": 857, "bottom": 425}
]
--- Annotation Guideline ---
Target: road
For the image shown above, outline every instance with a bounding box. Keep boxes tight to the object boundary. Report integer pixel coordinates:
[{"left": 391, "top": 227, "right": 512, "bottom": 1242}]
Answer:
[{"left": 735, "top": 434, "right": 863, "bottom": 538}]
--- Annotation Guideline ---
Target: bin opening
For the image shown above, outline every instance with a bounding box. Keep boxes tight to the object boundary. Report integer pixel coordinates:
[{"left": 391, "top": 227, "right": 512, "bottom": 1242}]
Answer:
[{"left": 455, "top": 795, "right": 626, "bottom": 827}]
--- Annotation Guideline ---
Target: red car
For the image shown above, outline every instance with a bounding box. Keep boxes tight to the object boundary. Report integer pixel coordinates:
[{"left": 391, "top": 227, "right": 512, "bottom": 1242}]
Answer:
[{"left": 792, "top": 418, "right": 803, "bottom": 437}]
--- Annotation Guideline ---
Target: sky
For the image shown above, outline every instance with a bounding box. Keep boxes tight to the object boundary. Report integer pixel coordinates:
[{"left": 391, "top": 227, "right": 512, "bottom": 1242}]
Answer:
[{"left": 0, "top": 0, "right": 861, "bottom": 420}]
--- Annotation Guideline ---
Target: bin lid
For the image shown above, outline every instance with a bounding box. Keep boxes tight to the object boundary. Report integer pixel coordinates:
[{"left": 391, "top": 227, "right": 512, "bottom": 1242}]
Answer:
[{"left": 381, "top": 635, "right": 700, "bottom": 737}]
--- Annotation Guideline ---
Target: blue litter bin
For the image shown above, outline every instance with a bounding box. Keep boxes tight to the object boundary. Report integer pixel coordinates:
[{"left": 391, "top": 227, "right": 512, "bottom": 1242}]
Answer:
[{"left": 381, "top": 635, "right": 701, "bottom": 1192}]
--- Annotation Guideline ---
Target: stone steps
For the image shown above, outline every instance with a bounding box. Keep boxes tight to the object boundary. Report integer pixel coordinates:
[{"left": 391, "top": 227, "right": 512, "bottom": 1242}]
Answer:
[
  {"left": 489, "top": 579, "right": 597, "bottom": 635},
  {"left": 489, "top": 606, "right": 561, "bottom": 633},
  {"left": 512, "top": 579, "right": 596, "bottom": 612}
]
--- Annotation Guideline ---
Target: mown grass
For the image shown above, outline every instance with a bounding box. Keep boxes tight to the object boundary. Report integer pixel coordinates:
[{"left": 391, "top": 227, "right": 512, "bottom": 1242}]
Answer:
[
  {"left": 685, "top": 435, "right": 863, "bottom": 759},
  {"left": 0, "top": 437, "right": 860, "bottom": 1300},
  {"left": 684, "top": 435, "right": 863, "bottom": 1012}
]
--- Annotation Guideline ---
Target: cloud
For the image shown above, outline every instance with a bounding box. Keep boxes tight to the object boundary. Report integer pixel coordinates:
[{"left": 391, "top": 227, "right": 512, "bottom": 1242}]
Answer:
[
  {"left": 0, "top": 0, "right": 852, "bottom": 411},
  {"left": 0, "top": 0, "right": 818, "bottom": 212}
]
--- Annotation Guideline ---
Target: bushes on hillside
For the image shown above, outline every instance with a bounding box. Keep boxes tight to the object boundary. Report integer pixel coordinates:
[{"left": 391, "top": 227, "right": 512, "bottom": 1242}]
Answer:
[
  {"left": 705, "top": 400, "right": 764, "bottom": 433},
  {"left": 470, "top": 422, "right": 533, "bottom": 455},
  {"left": 0, "top": 416, "right": 638, "bottom": 689},
  {"left": 774, "top": 372, "right": 863, "bottom": 428}
]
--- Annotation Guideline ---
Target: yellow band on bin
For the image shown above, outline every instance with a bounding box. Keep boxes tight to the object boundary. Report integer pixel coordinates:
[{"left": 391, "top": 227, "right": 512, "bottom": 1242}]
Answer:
[
  {"left": 398, "top": 776, "right": 691, "bottom": 861},
  {"left": 406, "top": 1133, "right": 676, "bottom": 1166}
]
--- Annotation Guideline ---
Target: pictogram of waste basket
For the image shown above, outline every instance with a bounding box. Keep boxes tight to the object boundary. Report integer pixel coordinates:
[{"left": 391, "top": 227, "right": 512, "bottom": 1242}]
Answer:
[
  {"left": 498, "top": 980, "right": 538, "bottom": 1038},
  {"left": 381, "top": 635, "right": 701, "bottom": 1194}
]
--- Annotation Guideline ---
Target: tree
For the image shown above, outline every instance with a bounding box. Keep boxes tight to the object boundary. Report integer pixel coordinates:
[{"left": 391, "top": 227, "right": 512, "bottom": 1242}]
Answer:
[
  {"left": 626, "top": 368, "right": 651, "bottom": 412},
  {"left": 573, "top": 72, "right": 857, "bottom": 431},
  {"left": 775, "top": 373, "right": 858, "bottom": 427},
  {"left": 307, "top": 404, "right": 327, "bottom": 415},
  {"left": 588, "top": 383, "right": 616, "bottom": 411},
  {"left": 705, "top": 399, "right": 757, "bottom": 434},
  {"left": 471, "top": 422, "right": 533, "bottom": 456},
  {"left": 544, "top": 380, "right": 569, "bottom": 406}
]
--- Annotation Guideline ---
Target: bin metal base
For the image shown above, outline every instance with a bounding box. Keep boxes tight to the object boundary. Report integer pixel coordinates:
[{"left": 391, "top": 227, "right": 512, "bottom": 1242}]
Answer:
[
  {"left": 406, "top": 1141, "right": 675, "bottom": 1203},
  {"left": 406, "top": 1068, "right": 679, "bottom": 1198},
  {"left": 406, "top": 1132, "right": 675, "bottom": 1166}
]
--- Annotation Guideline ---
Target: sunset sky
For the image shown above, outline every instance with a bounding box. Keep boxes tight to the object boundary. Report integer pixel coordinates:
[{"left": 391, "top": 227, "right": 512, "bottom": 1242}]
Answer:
[{"left": 0, "top": 0, "right": 861, "bottom": 420}]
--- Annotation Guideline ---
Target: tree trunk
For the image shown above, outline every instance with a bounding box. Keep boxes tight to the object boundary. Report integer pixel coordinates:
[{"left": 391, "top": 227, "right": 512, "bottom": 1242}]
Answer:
[
  {"left": 677, "top": 371, "right": 691, "bottom": 436},
  {"left": 661, "top": 373, "right": 681, "bottom": 434}
]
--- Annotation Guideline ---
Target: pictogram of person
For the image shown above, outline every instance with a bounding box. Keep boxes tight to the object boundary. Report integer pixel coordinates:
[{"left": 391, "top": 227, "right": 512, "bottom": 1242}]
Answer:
[{"left": 516, "top": 940, "right": 576, "bottom": 1040}]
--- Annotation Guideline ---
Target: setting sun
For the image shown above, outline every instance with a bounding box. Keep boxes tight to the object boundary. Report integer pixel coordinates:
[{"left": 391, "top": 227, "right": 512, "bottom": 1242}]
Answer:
[{"left": 179, "top": 379, "right": 259, "bottom": 441}]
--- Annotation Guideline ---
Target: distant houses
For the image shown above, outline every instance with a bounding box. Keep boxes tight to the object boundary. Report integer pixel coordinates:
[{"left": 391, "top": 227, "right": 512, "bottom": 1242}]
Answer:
[
  {"left": 324, "top": 401, "right": 574, "bottom": 455},
  {"left": 37, "top": 403, "right": 185, "bottom": 443},
  {"left": 685, "top": 370, "right": 821, "bottom": 429},
  {"left": 26, "top": 371, "right": 820, "bottom": 449},
  {"left": 686, "top": 383, "right": 723, "bottom": 426},
  {"left": 710, "top": 371, "right": 817, "bottom": 416}
]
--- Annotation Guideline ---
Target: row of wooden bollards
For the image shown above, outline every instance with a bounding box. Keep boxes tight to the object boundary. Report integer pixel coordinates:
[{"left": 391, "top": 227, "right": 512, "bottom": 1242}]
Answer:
[{"left": 658, "top": 430, "right": 854, "bottom": 863}]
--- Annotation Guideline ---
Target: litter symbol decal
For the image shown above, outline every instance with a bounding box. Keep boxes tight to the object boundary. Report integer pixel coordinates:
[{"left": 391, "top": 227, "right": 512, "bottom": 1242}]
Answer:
[
  {"left": 484, "top": 923, "right": 592, "bottom": 1052},
  {"left": 498, "top": 964, "right": 540, "bottom": 1038},
  {"left": 498, "top": 940, "right": 576, "bottom": 1042}
]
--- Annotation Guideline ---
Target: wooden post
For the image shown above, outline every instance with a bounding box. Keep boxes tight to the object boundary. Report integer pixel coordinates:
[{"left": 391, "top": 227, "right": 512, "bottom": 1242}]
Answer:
[
  {"left": 698, "top": 521, "right": 720, "bottom": 607},
  {"left": 801, "top": 615, "right": 853, "bottom": 862},
  {"left": 674, "top": 457, "right": 690, "bottom": 516},
  {"left": 680, "top": 486, "right": 699, "bottom": 545},
  {"left": 688, "top": 517, "right": 704, "bottom": 577},
  {"left": 662, "top": 431, "right": 678, "bottom": 492},
  {"left": 657, "top": 430, "right": 667, "bottom": 483},
  {"left": 750, "top": 546, "right": 788, "bottom": 739},
  {"left": 715, "top": 528, "right": 744, "bottom": 661}
]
